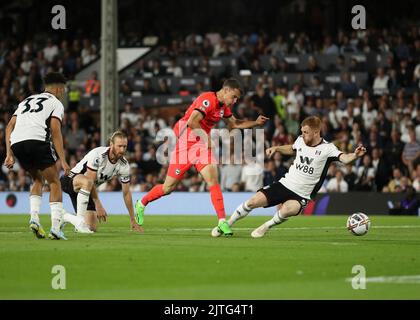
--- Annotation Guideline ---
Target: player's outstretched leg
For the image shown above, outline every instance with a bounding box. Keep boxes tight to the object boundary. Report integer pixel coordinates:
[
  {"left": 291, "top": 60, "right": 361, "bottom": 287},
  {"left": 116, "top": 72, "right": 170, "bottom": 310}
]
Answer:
[
  {"left": 251, "top": 200, "right": 300, "bottom": 238},
  {"left": 136, "top": 176, "right": 179, "bottom": 226},
  {"left": 212, "top": 191, "right": 267, "bottom": 237},
  {"left": 211, "top": 200, "right": 252, "bottom": 237}
]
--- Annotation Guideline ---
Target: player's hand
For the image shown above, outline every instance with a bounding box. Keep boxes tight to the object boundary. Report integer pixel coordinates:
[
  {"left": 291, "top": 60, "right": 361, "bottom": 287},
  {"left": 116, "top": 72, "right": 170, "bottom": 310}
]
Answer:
[
  {"left": 62, "top": 161, "right": 71, "bottom": 176},
  {"left": 4, "top": 154, "right": 15, "bottom": 169},
  {"left": 96, "top": 206, "right": 108, "bottom": 222},
  {"left": 354, "top": 145, "right": 367, "bottom": 158},
  {"left": 266, "top": 147, "right": 278, "bottom": 159},
  {"left": 130, "top": 220, "right": 144, "bottom": 233},
  {"left": 255, "top": 115, "right": 269, "bottom": 126}
]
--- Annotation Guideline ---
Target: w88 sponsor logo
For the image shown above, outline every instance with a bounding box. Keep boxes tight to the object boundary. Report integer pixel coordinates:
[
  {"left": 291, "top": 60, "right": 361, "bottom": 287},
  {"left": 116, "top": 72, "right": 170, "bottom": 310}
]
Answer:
[
  {"left": 295, "top": 163, "right": 314, "bottom": 174},
  {"left": 296, "top": 156, "right": 314, "bottom": 174}
]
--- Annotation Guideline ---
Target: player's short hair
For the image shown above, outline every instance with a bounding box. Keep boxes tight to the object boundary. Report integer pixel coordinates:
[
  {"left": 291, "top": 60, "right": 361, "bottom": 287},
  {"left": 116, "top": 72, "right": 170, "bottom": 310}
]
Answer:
[
  {"left": 301, "top": 116, "right": 321, "bottom": 131},
  {"left": 222, "top": 78, "right": 243, "bottom": 95},
  {"left": 43, "top": 72, "right": 67, "bottom": 86},
  {"left": 109, "top": 130, "right": 128, "bottom": 143}
]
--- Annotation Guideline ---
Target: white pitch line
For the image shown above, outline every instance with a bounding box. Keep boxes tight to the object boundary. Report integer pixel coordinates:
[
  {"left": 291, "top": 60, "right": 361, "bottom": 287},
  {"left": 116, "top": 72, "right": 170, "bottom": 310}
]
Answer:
[
  {"left": 146, "top": 225, "right": 420, "bottom": 232},
  {"left": 346, "top": 275, "right": 420, "bottom": 284},
  {"left": 1, "top": 225, "right": 420, "bottom": 234}
]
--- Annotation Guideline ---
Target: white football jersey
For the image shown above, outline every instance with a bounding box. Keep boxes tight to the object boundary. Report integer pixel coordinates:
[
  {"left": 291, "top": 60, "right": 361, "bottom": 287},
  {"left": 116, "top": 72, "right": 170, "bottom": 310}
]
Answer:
[
  {"left": 69, "top": 146, "right": 131, "bottom": 187},
  {"left": 279, "top": 136, "right": 342, "bottom": 199},
  {"left": 10, "top": 92, "right": 64, "bottom": 145}
]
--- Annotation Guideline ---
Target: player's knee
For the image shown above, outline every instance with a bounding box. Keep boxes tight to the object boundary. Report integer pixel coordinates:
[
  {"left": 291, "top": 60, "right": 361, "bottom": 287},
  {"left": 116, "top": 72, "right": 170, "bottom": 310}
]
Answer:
[
  {"left": 281, "top": 202, "right": 301, "bottom": 217},
  {"left": 33, "top": 175, "right": 43, "bottom": 184},
  {"left": 247, "top": 198, "right": 258, "bottom": 209},
  {"left": 207, "top": 179, "right": 219, "bottom": 187},
  {"left": 162, "top": 184, "right": 175, "bottom": 195},
  {"left": 48, "top": 178, "right": 61, "bottom": 189},
  {"left": 83, "top": 178, "right": 94, "bottom": 191}
]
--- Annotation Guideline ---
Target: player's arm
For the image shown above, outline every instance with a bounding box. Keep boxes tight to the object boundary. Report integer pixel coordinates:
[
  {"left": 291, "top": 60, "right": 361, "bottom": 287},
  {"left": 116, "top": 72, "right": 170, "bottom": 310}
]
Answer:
[
  {"left": 84, "top": 168, "right": 107, "bottom": 222},
  {"left": 4, "top": 116, "right": 17, "bottom": 169},
  {"left": 50, "top": 117, "right": 70, "bottom": 175},
  {"left": 121, "top": 182, "right": 144, "bottom": 233},
  {"left": 338, "top": 145, "right": 367, "bottom": 164},
  {"left": 224, "top": 114, "right": 269, "bottom": 129},
  {"left": 266, "top": 145, "right": 295, "bottom": 158},
  {"left": 187, "top": 110, "right": 211, "bottom": 147}
]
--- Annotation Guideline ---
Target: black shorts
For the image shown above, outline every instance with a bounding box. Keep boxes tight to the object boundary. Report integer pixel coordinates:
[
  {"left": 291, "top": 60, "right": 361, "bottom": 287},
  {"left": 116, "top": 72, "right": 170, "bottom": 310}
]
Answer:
[
  {"left": 11, "top": 140, "right": 57, "bottom": 171},
  {"left": 60, "top": 175, "right": 96, "bottom": 212},
  {"left": 258, "top": 181, "right": 309, "bottom": 213}
]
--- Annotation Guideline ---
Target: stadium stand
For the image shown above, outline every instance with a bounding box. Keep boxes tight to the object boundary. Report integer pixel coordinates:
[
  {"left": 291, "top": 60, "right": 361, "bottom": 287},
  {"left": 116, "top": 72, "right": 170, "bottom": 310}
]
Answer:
[{"left": 1, "top": 21, "right": 420, "bottom": 194}]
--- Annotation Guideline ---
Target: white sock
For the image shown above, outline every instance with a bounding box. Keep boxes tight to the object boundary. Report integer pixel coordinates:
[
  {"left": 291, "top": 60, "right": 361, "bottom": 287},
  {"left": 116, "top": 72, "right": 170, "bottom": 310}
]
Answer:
[
  {"left": 63, "top": 211, "right": 85, "bottom": 227},
  {"left": 265, "top": 209, "right": 288, "bottom": 228},
  {"left": 228, "top": 201, "right": 252, "bottom": 226},
  {"left": 29, "top": 195, "right": 42, "bottom": 223},
  {"left": 77, "top": 189, "right": 91, "bottom": 217},
  {"left": 50, "top": 202, "right": 63, "bottom": 231}
]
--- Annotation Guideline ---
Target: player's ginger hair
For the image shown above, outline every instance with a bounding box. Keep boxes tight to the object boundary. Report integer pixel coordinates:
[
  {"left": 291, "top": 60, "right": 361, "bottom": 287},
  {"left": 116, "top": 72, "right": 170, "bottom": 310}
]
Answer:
[{"left": 301, "top": 116, "right": 322, "bottom": 131}]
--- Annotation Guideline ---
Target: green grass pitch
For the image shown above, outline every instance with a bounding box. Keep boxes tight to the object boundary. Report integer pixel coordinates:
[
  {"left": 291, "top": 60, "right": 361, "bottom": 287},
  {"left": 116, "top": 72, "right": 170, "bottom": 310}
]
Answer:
[{"left": 1, "top": 214, "right": 420, "bottom": 299}]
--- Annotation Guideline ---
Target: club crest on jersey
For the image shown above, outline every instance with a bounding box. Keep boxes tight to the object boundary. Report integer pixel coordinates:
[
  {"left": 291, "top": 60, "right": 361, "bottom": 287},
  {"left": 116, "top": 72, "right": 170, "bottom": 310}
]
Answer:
[
  {"left": 202, "top": 100, "right": 210, "bottom": 108},
  {"left": 175, "top": 169, "right": 181, "bottom": 175},
  {"left": 94, "top": 157, "right": 100, "bottom": 166}
]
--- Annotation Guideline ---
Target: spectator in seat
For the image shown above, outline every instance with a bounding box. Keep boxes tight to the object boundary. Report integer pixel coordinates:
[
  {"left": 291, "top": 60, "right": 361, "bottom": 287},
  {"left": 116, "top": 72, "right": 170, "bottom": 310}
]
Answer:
[
  {"left": 157, "top": 78, "right": 171, "bottom": 95},
  {"left": 349, "top": 57, "right": 363, "bottom": 72},
  {"left": 166, "top": 58, "right": 183, "bottom": 77},
  {"left": 250, "top": 58, "right": 264, "bottom": 74},
  {"left": 339, "top": 72, "right": 358, "bottom": 97},
  {"left": 150, "top": 59, "right": 166, "bottom": 76},
  {"left": 373, "top": 67, "right": 389, "bottom": 94},
  {"left": 355, "top": 154, "right": 375, "bottom": 191},
  {"left": 344, "top": 163, "right": 358, "bottom": 191},
  {"left": 305, "top": 56, "right": 320, "bottom": 73},
  {"left": 397, "top": 59, "right": 412, "bottom": 88},
  {"left": 326, "top": 170, "right": 349, "bottom": 192},
  {"left": 411, "top": 163, "right": 420, "bottom": 192},
  {"left": 329, "top": 54, "right": 347, "bottom": 73},
  {"left": 43, "top": 38, "right": 58, "bottom": 63},
  {"left": 142, "top": 78, "right": 155, "bottom": 95},
  {"left": 135, "top": 60, "right": 149, "bottom": 77},
  {"left": 384, "top": 130, "right": 405, "bottom": 170},
  {"left": 385, "top": 167, "right": 407, "bottom": 192},
  {"left": 371, "top": 147, "right": 390, "bottom": 192},
  {"left": 268, "top": 56, "right": 281, "bottom": 74},
  {"left": 85, "top": 71, "right": 100, "bottom": 95},
  {"left": 402, "top": 126, "right": 420, "bottom": 175},
  {"left": 265, "top": 35, "right": 289, "bottom": 56},
  {"left": 323, "top": 36, "right": 339, "bottom": 54}
]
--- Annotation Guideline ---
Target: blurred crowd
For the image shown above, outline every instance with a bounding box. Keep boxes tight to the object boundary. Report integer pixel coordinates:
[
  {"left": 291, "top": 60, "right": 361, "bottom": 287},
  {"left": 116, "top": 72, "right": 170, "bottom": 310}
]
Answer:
[{"left": 1, "top": 25, "right": 420, "bottom": 194}]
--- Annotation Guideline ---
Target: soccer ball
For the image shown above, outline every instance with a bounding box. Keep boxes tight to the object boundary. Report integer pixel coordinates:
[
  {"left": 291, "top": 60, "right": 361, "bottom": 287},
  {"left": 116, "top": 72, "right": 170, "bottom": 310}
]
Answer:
[{"left": 347, "top": 213, "right": 371, "bottom": 236}]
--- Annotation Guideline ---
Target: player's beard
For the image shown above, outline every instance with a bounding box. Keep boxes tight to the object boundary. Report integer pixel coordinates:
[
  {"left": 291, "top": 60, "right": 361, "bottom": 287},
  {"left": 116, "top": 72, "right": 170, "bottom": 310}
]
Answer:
[{"left": 111, "top": 147, "right": 124, "bottom": 160}]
